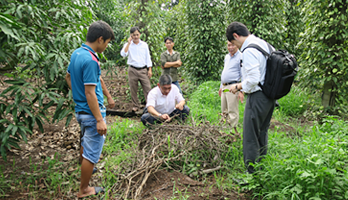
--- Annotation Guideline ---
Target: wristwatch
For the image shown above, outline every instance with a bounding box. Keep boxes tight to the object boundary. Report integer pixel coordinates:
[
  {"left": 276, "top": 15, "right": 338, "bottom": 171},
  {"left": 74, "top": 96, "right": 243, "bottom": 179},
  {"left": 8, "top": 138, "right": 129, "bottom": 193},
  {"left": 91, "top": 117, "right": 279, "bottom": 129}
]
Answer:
[
  {"left": 158, "top": 114, "right": 162, "bottom": 117},
  {"left": 235, "top": 84, "right": 240, "bottom": 91}
]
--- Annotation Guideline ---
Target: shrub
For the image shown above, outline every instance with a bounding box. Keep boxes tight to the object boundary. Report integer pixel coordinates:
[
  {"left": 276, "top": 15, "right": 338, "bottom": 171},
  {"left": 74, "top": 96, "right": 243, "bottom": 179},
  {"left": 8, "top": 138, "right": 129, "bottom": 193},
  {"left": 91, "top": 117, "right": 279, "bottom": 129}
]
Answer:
[
  {"left": 277, "top": 86, "right": 311, "bottom": 117},
  {"left": 248, "top": 118, "right": 348, "bottom": 199}
]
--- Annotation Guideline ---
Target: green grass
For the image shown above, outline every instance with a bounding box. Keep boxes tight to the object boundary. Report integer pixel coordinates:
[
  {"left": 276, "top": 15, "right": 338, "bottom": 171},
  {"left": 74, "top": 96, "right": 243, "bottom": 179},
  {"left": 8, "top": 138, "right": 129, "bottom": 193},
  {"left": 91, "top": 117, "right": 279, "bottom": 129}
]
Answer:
[
  {"left": 187, "top": 82, "right": 348, "bottom": 199},
  {"left": 187, "top": 80, "right": 245, "bottom": 126}
]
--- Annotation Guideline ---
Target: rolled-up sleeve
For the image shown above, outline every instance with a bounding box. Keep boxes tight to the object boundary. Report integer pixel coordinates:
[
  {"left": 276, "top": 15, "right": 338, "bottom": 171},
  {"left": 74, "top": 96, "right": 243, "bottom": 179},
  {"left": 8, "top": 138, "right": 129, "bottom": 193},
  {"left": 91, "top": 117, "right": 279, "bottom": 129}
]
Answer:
[
  {"left": 120, "top": 43, "right": 128, "bottom": 57},
  {"left": 241, "top": 49, "right": 261, "bottom": 93},
  {"left": 145, "top": 44, "right": 153, "bottom": 67},
  {"left": 146, "top": 91, "right": 156, "bottom": 108},
  {"left": 175, "top": 87, "right": 185, "bottom": 103}
]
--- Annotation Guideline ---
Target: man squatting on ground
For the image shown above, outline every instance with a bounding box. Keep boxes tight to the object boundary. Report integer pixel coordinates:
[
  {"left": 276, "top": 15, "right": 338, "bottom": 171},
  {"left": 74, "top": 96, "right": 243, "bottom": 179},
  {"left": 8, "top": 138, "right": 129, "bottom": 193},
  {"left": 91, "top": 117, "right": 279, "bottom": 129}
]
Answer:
[
  {"left": 141, "top": 75, "right": 190, "bottom": 125},
  {"left": 226, "top": 22, "right": 276, "bottom": 174},
  {"left": 65, "top": 21, "right": 115, "bottom": 198},
  {"left": 120, "top": 26, "right": 153, "bottom": 112},
  {"left": 160, "top": 36, "right": 183, "bottom": 94},
  {"left": 219, "top": 41, "right": 244, "bottom": 134}
]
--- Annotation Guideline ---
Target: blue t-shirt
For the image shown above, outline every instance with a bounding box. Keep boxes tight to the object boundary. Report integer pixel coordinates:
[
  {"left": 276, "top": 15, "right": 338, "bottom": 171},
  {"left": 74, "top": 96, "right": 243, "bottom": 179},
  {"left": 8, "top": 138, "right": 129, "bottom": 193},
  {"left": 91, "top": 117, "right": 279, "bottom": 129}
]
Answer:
[{"left": 67, "top": 44, "right": 105, "bottom": 117}]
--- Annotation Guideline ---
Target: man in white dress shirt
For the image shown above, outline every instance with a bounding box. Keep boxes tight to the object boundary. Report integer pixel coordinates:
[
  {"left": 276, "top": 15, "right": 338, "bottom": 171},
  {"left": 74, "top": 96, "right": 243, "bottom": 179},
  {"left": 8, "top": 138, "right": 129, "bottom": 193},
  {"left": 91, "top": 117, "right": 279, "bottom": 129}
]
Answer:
[
  {"left": 219, "top": 41, "right": 244, "bottom": 134},
  {"left": 141, "top": 75, "right": 190, "bottom": 125},
  {"left": 226, "top": 22, "right": 276, "bottom": 174},
  {"left": 121, "top": 26, "right": 153, "bottom": 112}
]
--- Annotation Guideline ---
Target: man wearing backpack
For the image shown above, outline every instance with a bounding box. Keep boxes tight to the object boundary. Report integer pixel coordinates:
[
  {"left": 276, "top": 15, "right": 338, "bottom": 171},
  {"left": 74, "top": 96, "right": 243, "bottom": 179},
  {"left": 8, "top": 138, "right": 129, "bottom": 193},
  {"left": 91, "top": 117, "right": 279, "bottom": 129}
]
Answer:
[{"left": 226, "top": 22, "right": 276, "bottom": 175}]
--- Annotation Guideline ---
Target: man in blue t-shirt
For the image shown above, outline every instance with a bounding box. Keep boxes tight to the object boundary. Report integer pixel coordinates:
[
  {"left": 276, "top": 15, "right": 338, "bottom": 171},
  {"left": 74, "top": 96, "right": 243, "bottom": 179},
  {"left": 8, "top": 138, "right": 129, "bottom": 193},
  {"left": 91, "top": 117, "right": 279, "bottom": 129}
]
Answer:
[{"left": 65, "top": 20, "right": 115, "bottom": 198}]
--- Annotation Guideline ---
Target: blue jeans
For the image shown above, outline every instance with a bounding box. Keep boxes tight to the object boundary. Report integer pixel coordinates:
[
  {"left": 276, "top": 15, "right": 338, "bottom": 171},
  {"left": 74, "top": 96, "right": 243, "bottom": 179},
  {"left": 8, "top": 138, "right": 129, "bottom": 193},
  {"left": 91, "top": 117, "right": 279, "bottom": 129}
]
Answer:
[
  {"left": 141, "top": 106, "right": 190, "bottom": 125},
  {"left": 76, "top": 113, "right": 106, "bottom": 164},
  {"left": 172, "top": 81, "right": 182, "bottom": 95}
]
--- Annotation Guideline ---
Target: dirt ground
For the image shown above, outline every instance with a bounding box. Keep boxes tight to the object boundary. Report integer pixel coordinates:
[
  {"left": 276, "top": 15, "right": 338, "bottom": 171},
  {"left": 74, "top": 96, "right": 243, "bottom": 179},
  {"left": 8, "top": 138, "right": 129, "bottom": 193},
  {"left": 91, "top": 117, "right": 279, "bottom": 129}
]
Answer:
[{"left": 0, "top": 68, "right": 253, "bottom": 199}]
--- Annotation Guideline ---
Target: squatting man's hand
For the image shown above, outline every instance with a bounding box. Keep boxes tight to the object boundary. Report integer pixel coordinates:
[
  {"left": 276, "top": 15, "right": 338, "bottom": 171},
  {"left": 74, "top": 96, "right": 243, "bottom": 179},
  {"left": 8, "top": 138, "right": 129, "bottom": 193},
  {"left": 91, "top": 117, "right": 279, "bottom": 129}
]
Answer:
[
  {"left": 159, "top": 114, "right": 171, "bottom": 122},
  {"left": 175, "top": 103, "right": 184, "bottom": 111}
]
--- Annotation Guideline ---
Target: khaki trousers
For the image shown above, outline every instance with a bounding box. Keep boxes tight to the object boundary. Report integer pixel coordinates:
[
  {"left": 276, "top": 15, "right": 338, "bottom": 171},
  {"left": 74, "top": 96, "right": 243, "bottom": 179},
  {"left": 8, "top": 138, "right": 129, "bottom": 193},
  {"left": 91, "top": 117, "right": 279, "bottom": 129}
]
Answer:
[
  {"left": 128, "top": 66, "right": 151, "bottom": 108},
  {"left": 221, "top": 85, "right": 239, "bottom": 127}
]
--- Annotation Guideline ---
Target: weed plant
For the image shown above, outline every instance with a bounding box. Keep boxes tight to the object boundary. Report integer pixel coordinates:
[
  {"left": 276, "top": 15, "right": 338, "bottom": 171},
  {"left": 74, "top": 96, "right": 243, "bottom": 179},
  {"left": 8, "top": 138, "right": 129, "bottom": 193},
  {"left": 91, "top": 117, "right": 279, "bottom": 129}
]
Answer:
[
  {"left": 102, "top": 118, "right": 144, "bottom": 187},
  {"left": 277, "top": 86, "right": 311, "bottom": 117},
  {"left": 187, "top": 81, "right": 348, "bottom": 199},
  {"left": 187, "top": 81, "right": 245, "bottom": 126},
  {"left": 246, "top": 116, "right": 348, "bottom": 199}
]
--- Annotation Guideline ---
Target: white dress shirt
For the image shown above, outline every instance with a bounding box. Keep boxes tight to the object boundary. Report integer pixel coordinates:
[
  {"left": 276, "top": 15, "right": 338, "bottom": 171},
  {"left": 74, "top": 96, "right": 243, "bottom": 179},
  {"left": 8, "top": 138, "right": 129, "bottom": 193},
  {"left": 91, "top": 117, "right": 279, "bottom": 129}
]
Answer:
[
  {"left": 120, "top": 40, "right": 152, "bottom": 68},
  {"left": 146, "top": 84, "right": 184, "bottom": 114},
  {"left": 240, "top": 35, "right": 273, "bottom": 93},
  {"left": 220, "top": 50, "right": 242, "bottom": 88}
]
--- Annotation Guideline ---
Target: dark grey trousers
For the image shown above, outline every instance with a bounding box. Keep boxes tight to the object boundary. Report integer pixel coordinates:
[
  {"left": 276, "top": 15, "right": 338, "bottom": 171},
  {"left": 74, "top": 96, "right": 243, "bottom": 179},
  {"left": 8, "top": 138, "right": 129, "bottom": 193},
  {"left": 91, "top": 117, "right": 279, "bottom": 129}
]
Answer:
[{"left": 243, "top": 91, "right": 275, "bottom": 174}]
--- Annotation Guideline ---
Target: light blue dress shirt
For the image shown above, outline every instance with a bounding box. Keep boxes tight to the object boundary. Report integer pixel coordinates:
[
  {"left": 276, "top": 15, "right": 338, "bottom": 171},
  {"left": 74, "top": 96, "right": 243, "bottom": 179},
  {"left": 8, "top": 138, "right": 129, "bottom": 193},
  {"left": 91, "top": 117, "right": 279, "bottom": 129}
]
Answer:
[
  {"left": 240, "top": 35, "right": 273, "bottom": 93},
  {"left": 120, "top": 40, "right": 152, "bottom": 68},
  {"left": 220, "top": 50, "right": 242, "bottom": 88}
]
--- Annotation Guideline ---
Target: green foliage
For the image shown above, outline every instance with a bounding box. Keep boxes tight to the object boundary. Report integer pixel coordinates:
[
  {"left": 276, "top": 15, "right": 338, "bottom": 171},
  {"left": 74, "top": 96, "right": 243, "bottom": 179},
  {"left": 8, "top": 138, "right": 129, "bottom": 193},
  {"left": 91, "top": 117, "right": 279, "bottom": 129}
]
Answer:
[
  {"left": 284, "top": 0, "right": 305, "bottom": 57},
  {"left": 247, "top": 117, "right": 348, "bottom": 199},
  {"left": 0, "top": 79, "right": 74, "bottom": 159},
  {"left": 94, "top": 0, "right": 128, "bottom": 74},
  {"left": 187, "top": 81, "right": 245, "bottom": 126},
  {"left": 299, "top": 0, "right": 348, "bottom": 112},
  {"left": 187, "top": 81, "right": 222, "bottom": 124},
  {"left": 0, "top": 0, "right": 95, "bottom": 159},
  {"left": 277, "top": 85, "right": 311, "bottom": 117},
  {"left": 182, "top": 0, "right": 226, "bottom": 83},
  {"left": 229, "top": 0, "right": 287, "bottom": 49}
]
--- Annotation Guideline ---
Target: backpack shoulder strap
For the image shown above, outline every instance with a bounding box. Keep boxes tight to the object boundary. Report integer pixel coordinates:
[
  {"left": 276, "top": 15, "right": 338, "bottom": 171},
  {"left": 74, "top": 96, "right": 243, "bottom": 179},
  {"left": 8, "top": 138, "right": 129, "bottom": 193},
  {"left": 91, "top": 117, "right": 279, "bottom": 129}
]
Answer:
[
  {"left": 266, "top": 42, "right": 274, "bottom": 54},
  {"left": 242, "top": 43, "right": 269, "bottom": 57},
  {"left": 242, "top": 42, "right": 275, "bottom": 57}
]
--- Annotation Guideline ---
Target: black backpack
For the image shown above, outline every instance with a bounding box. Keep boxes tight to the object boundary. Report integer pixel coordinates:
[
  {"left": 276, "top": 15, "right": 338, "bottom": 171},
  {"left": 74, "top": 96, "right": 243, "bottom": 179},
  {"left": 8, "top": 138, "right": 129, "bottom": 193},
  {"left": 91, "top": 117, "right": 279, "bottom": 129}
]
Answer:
[{"left": 242, "top": 43, "right": 298, "bottom": 100}]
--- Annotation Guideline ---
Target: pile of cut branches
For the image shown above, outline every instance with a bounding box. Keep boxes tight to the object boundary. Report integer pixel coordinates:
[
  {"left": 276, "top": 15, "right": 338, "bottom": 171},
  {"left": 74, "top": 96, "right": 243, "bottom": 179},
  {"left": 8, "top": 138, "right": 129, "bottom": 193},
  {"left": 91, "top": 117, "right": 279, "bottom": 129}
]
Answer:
[{"left": 106, "top": 122, "right": 240, "bottom": 199}]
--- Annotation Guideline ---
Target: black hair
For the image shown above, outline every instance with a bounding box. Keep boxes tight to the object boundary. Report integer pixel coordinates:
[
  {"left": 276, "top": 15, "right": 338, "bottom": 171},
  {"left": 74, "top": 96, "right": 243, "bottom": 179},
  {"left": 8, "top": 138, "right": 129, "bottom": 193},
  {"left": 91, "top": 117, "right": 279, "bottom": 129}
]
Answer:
[
  {"left": 226, "top": 22, "right": 250, "bottom": 41},
  {"left": 130, "top": 26, "right": 141, "bottom": 34},
  {"left": 86, "top": 20, "right": 115, "bottom": 42},
  {"left": 159, "top": 74, "right": 172, "bottom": 86},
  {"left": 164, "top": 36, "right": 174, "bottom": 43}
]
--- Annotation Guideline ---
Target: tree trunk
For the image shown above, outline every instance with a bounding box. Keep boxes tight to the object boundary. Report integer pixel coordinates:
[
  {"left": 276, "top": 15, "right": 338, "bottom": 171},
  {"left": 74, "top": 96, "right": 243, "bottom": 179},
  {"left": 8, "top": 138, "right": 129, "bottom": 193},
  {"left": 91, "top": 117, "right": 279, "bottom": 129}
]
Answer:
[{"left": 322, "top": 81, "right": 336, "bottom": 109}]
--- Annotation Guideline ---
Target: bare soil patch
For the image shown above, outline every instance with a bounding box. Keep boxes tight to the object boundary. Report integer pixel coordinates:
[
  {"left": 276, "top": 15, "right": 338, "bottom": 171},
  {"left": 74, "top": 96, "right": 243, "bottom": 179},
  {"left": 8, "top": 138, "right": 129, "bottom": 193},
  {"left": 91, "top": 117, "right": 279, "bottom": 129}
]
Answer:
[{"left": 0, "top": 69, "right": 254, "bottom": 199}]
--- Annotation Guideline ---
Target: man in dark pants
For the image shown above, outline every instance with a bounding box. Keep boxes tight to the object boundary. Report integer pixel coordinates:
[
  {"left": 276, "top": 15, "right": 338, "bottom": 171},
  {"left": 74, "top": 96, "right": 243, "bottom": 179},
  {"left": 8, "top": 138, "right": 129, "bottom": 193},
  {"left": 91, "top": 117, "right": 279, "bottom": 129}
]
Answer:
[
  {"left": 226, "top": 22, "right": 276, "bottom": 174},
  {"left": 120, "top": 26, "right": 153, "bottom": 112},
  {"left": 141, "top": 75, "right": 189, "bottom": 126}
]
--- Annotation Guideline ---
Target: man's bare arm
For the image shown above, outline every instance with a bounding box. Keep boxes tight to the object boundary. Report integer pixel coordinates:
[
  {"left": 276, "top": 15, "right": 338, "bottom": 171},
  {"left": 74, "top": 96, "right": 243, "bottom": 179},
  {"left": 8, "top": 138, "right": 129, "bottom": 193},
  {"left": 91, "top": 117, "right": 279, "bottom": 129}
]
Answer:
[
  {"left": 85, "top": 85, "right": 107, "bottom": 135},
  {"left": 65, "top": 73, "right": 72, "bottom": 90}
]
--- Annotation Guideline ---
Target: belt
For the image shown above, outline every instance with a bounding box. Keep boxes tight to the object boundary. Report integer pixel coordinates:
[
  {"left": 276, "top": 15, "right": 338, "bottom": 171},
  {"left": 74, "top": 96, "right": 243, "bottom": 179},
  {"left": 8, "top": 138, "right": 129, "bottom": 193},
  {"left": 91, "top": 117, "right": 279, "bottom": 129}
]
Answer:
[
  {"left": 76, "top": 111, "right": 90, "bottom": 114},
  {"left": 222, "top": 81, "right": 238, "bottom": 86},
  {"left": 130, "top": 65, "right": 147, "bottom": 70}
]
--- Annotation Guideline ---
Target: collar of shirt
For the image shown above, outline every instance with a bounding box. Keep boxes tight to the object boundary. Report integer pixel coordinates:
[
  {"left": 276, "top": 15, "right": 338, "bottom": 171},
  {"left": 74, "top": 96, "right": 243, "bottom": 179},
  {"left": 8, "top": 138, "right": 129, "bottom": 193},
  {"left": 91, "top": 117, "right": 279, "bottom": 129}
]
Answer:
[
  {"left": 82, "top": 43, "right": 99, "bottom": 61},
  {"left": 228, "top": 50, "right": 240, "bottom": 58},
  {"left": 166, "top": 50, "right": 176, "bottom": 55},
  {"left": 130, "top": 40, "right": 144, "bottom": 46},
  {"left": 241, "top": 34, "right": 256, "bottom": 52},
  {"left": 146, "top": 85, "right": 184, "bottom": 114}
]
